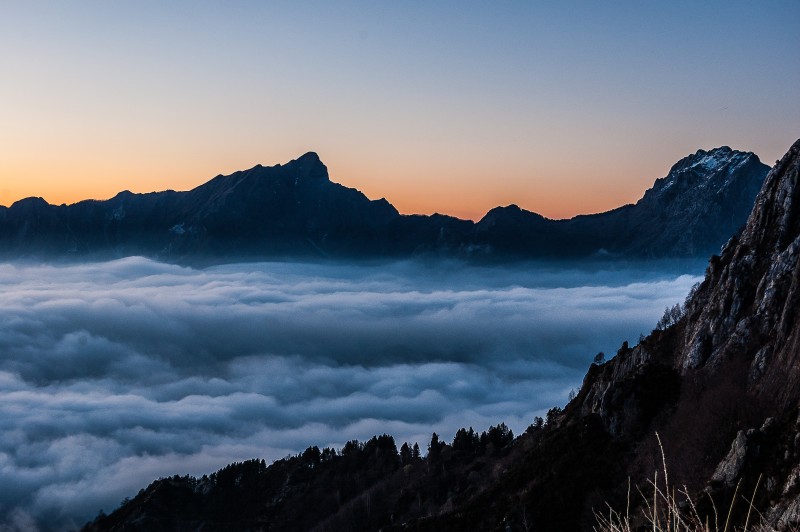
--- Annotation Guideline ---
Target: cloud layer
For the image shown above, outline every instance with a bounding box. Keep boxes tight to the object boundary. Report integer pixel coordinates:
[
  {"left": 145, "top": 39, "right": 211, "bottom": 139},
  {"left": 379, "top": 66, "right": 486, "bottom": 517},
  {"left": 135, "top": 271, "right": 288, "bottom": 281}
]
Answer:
[{"left": 0, "top": 257, "right": 702, "bottom": 530}]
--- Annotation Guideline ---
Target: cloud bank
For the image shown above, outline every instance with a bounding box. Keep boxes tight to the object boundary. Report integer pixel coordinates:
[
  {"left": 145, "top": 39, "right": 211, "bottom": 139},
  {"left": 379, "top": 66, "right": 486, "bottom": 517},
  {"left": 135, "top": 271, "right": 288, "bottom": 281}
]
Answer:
[{"left": 0, "top": 257, "right": 702, "bottom": 530}]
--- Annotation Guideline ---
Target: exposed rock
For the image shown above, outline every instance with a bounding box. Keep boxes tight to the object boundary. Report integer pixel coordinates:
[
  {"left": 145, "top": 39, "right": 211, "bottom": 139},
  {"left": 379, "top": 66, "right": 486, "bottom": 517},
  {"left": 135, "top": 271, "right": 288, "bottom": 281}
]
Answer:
[
  {"left": 781, "top": 464, "right": 800, "bottom": 496},
  {"left": 711, "top": 430, "right": 749, "bottom": 486},
  {"left": 770, "top": 495, "right": 800, "bottom": 530}
]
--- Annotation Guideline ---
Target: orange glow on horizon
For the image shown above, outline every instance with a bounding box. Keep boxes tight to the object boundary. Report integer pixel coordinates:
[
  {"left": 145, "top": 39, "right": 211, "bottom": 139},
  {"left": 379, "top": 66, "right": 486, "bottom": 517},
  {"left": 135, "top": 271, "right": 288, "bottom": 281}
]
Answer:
[
  {"left": 331, "top": 159, "right": 650, "bottom": 221},
  {"left": 0, "top": 154, "right": 657, "bottom": 222}
]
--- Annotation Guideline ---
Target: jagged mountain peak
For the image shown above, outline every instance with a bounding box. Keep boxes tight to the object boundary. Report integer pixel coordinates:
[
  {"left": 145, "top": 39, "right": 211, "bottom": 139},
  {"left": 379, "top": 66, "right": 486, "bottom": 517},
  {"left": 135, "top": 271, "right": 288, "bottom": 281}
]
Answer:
[
  {"left": 208, "top": 152, "right": 329, "bottom": 191},
  {"left": 649, "top": 146, "right": 760, "bottom": 197},
  {"left": 292, "top": 150, "right": 322, "bottom": 163},
  {"left": 281, "top": 151, "right": 328, "bottom": 180},
  {"left": 679, "top": 145, "right": 756, "bottom": 171}
]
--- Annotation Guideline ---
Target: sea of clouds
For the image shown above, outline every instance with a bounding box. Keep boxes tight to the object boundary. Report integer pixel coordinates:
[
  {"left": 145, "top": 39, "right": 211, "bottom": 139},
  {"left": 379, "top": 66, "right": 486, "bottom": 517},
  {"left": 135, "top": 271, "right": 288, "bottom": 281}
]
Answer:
[{"left": 0, "top": 257, "right": 703, "bottom": 530}]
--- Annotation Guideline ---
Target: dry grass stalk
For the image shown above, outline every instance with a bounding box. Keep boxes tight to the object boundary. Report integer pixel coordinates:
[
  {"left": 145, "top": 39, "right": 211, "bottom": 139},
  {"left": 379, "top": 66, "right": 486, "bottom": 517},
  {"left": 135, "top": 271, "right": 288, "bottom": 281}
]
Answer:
[{"left": 593, "top": 433, "right": 773, "bottom": 532}]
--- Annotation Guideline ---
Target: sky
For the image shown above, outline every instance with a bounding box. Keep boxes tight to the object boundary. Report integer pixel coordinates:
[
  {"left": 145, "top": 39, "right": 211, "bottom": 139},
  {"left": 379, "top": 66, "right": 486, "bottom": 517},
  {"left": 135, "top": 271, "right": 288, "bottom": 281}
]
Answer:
[
  {"left": 0, "top": 1, "right": 798, "bottom": 220},
  {"left": 0, "top": 258, "right": 702, "bottom": 528}
]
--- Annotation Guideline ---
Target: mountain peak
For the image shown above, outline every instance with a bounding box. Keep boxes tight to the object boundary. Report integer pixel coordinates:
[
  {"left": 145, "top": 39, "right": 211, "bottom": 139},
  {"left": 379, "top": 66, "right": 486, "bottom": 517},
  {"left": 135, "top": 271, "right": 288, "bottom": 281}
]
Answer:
[
  {"left": 646, "top": 145, "right": 763, "bottom": 202},
  {"left": 282, "top": 151, "right": 329, "bottom": 181},
  {"left": 295, "top": 151, "right": 321, "bottom": 163},
  {"left": 670, "top": 145, "right": 757, "bottom": 176},
  {"left": 10, "top": 196, "right": 49, "bottom": 209},
  {"left": 478, "top": 204, "right": 548, "bottom": 225}
]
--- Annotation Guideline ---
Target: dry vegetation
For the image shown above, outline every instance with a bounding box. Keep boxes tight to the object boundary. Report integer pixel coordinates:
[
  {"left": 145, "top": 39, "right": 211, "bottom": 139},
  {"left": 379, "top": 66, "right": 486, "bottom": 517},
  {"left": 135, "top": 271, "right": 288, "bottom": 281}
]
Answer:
[{"left": 595, "top": 435, "right": 774, "bottom": 532}]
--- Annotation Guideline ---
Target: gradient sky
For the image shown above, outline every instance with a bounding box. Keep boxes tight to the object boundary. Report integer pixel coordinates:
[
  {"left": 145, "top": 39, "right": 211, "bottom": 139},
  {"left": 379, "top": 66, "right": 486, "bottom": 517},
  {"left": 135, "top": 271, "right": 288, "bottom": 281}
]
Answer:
[{"left": 1, "top": 1, "right": 798, "bottom": 220}]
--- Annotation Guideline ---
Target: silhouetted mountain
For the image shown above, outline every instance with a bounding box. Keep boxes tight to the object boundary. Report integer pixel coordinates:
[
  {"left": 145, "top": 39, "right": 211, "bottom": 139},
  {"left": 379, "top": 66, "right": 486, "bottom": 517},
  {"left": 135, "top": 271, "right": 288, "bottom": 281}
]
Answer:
[
  {"left": 474, "top": 146, "right": 768, "bottom": 258},
  {"left": 82, "top": 139, "right": 800, "bottom": 531},
  {"left": 0, "top": 147, "right": 768, "bottom": 262}
]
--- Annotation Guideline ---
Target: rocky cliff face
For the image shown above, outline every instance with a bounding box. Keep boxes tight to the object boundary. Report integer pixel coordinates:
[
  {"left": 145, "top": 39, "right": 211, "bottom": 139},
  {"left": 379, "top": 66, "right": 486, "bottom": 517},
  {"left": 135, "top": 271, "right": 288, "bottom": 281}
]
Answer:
[
  {"left": 576, "top": 138, "right": 800, "bottom": 528},
  {"left": 0, "top": 148, "right": 768, "bottom": 262},
  {"left": 681, "top": 142, "right": 800, "bottom": 385},
  {"left": 565, "top": 146, "right": 768, "bottom": 257}
]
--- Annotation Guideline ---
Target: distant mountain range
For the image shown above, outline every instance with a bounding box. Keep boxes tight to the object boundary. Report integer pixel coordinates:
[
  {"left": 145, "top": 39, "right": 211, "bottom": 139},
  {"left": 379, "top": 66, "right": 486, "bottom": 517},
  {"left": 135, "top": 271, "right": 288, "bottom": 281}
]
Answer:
[
  {"left": 84, "top": 140, "right": 800, "bottom": 532},
  {"left": 83, "top": 139, "right": 800, "bottom": 531},
  {"left": 0, "top": 147, "right": 769, "bottom": 262}
]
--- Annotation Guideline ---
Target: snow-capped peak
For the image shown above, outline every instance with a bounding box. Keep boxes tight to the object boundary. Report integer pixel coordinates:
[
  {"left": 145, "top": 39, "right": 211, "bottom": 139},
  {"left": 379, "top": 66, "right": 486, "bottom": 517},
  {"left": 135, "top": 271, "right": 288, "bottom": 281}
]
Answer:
[{"left": 646, "top": 146, "right": 758, "bottom": 199}]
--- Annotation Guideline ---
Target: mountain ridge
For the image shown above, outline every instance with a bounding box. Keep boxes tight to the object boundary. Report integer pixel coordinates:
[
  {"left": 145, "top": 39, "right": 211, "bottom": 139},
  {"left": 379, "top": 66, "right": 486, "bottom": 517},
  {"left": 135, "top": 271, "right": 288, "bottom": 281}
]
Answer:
[
  {"left": 0, "top": 147, "right": 769, "bottom": 262},
  {"left": 81, "top": 138, "right": 800, "bottom": 531}
]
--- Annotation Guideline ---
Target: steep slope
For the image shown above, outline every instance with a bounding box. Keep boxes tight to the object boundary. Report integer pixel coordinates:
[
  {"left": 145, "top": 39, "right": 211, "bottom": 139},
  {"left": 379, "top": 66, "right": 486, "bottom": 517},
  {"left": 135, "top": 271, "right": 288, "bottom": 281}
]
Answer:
[
  {"left": 607, "top": 146, "right": 766, "bottom": 257},
  {"left": 577, "top": 137, "right": 800, "bottom": 527},
  {"left": 81, "top": 139, "right": 799, "bottom": 531},
  {"left": 472, "top": 146, "right": 767, "bottom": 258},
  {"left": 0, "top": 147, "right": 768, "bottom": 262}
]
